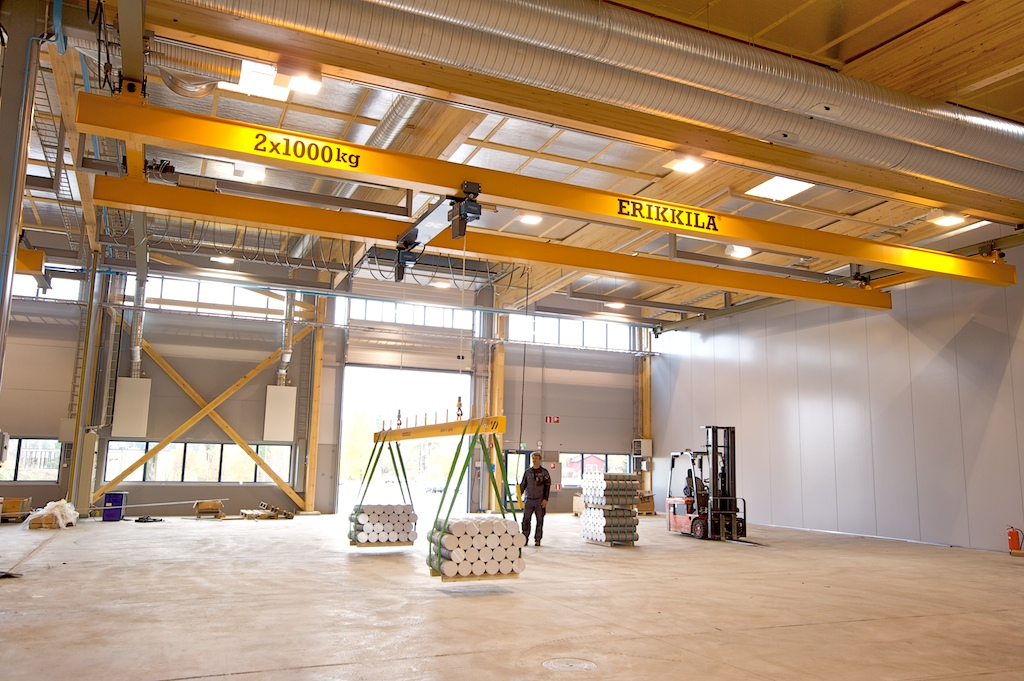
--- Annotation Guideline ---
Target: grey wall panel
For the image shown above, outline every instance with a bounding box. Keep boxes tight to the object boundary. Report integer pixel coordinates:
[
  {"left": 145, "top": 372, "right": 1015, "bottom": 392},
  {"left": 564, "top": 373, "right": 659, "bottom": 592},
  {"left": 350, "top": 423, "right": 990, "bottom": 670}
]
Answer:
[
  {"left": 951, "top": 280, "right": 1022, "bottom": 551},
  {"left": 795, "top": 303, "right": 838, "bottom": 531},
  {"left": 736, "top": 309, "right": 772, "bottom": 526},
  {"left": 765, "top": 302, "right": 803, "bottom": 527},
  {"left": 689, "top": 328, "right": 719, "bottom": 449},
  {"left": 318, "top": 365, "right": 341, "bottom": 446},
  {"left": 0, "top": 337, "right": 75, "bottom": 436},
  {"left": 503, "top": 345, "right": 634, "bottom": 455},
  {"left": 827, "top": 306, "right": 877, "bottom": 536},
  {"left": 904, "top": 279, "right": 969, "bottom": 547},
  {"left": 1005, "top": 252, "right": 1024, "bottom": 534},
  {"left": 652, "top": 331, "right": 692, "bottom": 506},
  {"left": 712, "top": 317, "right": 742, "bottom": 426},
  {"left": 864, "top": 287, "right": 921, "bottom": 541}
]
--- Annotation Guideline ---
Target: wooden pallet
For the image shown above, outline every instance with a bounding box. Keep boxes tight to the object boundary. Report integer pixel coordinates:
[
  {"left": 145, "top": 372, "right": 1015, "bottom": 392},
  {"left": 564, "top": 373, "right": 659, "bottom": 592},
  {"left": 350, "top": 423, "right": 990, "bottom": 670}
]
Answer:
[
  {"left": 1012, "top": 550, "right": 1024, "bottom": 557},
  {"left": 1, "top": 497, "right": 32, "bottom": 523},
  {"left": 350, "top": 540, "right": 414, "bottom": 547},
  {"left": 585, "top": 538, "right": 636, "bottom": 547},
  {"left": 429, "top": 568, "right": 520, "bottom": 583},
  {"left": 240, "top": 508, "right": 293, "bottom": 520},
  {"left": 194, "top": 501, "right": 225, "bottom": 519}
]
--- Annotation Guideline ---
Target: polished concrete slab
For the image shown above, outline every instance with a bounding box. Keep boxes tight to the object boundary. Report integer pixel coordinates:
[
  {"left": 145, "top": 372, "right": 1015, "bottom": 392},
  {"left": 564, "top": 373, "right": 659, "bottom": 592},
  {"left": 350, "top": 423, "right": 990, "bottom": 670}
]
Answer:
[{"left": 1, "top": 513, "right": 1022, "bottom": 680}]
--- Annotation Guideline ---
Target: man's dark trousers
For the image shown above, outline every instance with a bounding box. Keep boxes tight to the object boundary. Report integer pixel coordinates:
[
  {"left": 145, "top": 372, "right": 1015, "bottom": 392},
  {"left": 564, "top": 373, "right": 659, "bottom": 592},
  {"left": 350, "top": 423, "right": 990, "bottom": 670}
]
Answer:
[{"left": 522, "top": 498, "right": 545, "bottom": 543}]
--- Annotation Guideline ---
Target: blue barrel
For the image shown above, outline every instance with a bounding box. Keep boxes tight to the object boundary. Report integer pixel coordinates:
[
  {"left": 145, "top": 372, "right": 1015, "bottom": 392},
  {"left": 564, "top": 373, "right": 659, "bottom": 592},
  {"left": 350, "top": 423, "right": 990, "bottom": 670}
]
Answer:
[{"left": 102, "top": 491, "right": 128, "bottom": 521}]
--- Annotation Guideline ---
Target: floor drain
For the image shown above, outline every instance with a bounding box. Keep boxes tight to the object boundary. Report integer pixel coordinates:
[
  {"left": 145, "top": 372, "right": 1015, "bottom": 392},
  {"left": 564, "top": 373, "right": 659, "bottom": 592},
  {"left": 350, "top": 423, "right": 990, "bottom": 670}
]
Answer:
[{"left": 543, "top": 658, "right": 597, "bottom": 672}]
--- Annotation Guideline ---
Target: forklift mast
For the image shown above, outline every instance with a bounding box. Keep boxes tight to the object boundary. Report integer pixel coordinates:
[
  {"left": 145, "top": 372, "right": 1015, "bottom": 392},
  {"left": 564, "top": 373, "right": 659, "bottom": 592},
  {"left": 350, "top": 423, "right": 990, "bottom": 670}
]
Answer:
[{"left": 666, "top": 426, "right": 746, "bottom": 540}]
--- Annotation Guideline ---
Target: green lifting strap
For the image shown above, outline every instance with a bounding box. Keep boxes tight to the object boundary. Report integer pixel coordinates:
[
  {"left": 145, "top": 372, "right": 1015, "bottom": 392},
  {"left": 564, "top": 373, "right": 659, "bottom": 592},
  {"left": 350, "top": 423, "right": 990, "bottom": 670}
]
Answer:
[
  {"left": 429, "top": 419, "right": 481, "bottom": 571},
  {"left": 487, "top": 432, "right": 516, "bottom": 522},
  {"left": 356, "top": 433, "right": 388, "bottom": 511},
  {"left": 394, "top": 441, "right": 414, "bottom": 507},
  {"left": 386, "top": 442, "right": 407, "bottom": 505}
]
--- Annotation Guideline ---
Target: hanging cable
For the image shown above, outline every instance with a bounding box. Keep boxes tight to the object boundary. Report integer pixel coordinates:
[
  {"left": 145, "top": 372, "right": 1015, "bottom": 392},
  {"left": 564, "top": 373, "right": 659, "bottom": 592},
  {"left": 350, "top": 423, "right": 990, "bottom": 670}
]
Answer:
[{"left": 516, "top": 268, "right": 530, "bottom": 451}]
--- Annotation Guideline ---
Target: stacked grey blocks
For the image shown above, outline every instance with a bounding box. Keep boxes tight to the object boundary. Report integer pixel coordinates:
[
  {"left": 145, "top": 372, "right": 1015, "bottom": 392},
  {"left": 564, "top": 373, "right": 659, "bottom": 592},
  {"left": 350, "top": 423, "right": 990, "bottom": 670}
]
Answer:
[{"left": 580, "top": 472, "right": 640, "bottom": 544}]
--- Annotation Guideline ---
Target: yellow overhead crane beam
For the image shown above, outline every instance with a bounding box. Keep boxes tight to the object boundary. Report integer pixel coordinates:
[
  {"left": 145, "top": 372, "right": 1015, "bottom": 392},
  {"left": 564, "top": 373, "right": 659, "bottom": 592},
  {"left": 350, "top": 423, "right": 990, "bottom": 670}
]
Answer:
[
  {"left": 92, "top": 176, "right": 891, "bottom": 309},
  {"left": 374, "top": 416, "right": 506, "bottom": 443},
  {"left": 75, "top": 93, "right": 1014, "bottom": 288}
]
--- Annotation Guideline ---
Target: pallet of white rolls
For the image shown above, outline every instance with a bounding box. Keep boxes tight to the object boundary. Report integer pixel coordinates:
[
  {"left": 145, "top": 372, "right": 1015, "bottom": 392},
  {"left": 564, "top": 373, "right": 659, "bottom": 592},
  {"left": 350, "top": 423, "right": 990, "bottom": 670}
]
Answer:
[
  {"left": 349, "top": 503, "right": 418, "bottom": 546},
  {"left": 580, "top": 472, "right": 640, "bottom": 546},
  {"left": 427, "top": 516, "right": 527, "bottom": 582}
]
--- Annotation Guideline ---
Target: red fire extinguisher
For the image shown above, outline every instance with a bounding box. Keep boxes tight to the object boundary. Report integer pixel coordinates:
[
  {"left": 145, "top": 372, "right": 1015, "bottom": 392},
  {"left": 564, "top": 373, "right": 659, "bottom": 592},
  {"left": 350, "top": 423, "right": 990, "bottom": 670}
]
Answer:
[{"left": 1009, "top": 527, "right": 1023, "bottom": 553}]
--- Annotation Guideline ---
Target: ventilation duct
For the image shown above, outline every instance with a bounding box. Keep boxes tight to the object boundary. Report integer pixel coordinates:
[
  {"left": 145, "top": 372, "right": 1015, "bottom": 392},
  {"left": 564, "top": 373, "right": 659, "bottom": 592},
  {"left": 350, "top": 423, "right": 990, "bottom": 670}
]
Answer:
[
  {"left": 276, "top": 291, "right": 295, "bottom": 385},
  {"left": 68, "top": 35, "right": 241, "bottom": 85},
  {"left": 129, "top": 276, "right": 146, "bottom": 378},
  {"left": 173, "top": 0, "right": 1024, "bottom": 200}
]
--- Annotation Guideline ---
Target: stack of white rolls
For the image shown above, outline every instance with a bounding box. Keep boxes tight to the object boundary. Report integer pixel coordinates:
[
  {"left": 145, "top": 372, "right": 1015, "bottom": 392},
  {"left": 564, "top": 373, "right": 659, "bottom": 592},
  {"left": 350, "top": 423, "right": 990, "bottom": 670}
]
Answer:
[
  {"left": 348, "top": 503, "right": 418, "bottom": 544},
  {"left": 427, "top": 517, "right": 527, "bottom": 578}
]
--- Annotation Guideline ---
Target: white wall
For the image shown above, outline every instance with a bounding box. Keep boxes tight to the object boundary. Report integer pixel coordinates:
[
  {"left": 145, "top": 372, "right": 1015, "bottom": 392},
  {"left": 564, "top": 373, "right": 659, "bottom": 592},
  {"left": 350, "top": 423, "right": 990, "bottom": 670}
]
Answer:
[{"left": 652, "top": 234, "right": 1024, "bottom": 552}]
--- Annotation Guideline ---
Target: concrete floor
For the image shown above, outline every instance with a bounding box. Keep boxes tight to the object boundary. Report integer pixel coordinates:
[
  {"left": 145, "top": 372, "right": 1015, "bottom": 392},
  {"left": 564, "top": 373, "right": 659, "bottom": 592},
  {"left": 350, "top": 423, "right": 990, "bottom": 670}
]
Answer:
[{"left": 1, "top": 513, "right": 1022, "bottom": 681}]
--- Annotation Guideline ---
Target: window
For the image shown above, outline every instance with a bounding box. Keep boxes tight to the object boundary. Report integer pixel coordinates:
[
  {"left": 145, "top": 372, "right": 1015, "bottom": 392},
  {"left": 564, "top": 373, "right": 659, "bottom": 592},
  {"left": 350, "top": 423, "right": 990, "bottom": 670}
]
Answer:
[
  {"left": 12, "top": 273, "right": 82, "bottom": 301},
  {"left": 345, "top": 298, "right": 478, "bottom": 332},
  {"left": 104, "top": 441, "right": 291, "bottom": 483},
  {"left": 557, "top": 452, "right": 631, "bottom": 487},
  {"left": 504, "top": 313, "right": 636, "bottom": 351},
  {"left": 0, "top": 438, "right": 62, "bottom": 482}
]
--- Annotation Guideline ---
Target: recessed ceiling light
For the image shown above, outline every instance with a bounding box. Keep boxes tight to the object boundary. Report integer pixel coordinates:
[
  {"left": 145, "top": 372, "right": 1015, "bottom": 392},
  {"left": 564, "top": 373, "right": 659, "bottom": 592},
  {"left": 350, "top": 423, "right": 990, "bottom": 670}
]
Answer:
[
  {"left": 519, "top": 214, "right": 543, "bottom": 225},
  {"left": 745, "top": 177, "right": 815, "bottom": 201},
  {"left": 210, "top": 256, "right": 235, "bottom": 264},
  {"left": 605, "top": 302, "right": 626, "bottom": 309},
  {"left": 724, "top": 244, "right": 753, "bottom": 259},
  {"left": 430, "top": 281, "right": 452, "bottom": 289},
  {"left": 664, "top": 157, "right": 705, "bottom": 174}
]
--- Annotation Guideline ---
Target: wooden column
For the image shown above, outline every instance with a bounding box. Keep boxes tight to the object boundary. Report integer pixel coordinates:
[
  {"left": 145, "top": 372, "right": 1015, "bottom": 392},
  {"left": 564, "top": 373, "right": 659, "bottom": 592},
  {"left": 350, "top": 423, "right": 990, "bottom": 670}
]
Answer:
[
  {"left": 486, "top": 314, "right": 507, "bottom": 512},
  {"left": 303, "top": 296, "right": 328, "bottom": 512}
]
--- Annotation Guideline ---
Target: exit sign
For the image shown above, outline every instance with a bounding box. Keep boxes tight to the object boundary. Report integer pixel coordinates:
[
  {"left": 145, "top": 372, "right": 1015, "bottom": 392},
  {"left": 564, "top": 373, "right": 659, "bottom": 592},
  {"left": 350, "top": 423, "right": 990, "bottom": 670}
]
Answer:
[{"left": 544, "top": 416, "right": 560, "bottom": 424}]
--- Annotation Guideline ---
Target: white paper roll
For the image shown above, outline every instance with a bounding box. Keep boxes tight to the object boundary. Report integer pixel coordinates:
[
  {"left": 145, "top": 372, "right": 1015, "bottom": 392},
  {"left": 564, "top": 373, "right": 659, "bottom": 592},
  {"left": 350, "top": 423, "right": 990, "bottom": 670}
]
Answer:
[
  {"left": 485, "top": 534, "right": 499, "bottom": 548},
  {"left": 458, "top": 534, "right": 473, "bottom": 550},
  {"left": 499, "top": 533, "right": 513, "bottom": 548},
  {"left": 498, "top": 559, "right": 513, "bottom": 574},
  {"left": 463, "top": 520, "right": 480, "bottom": 536},
  {"left": 472, "top": 534, "right": 487, "bottom": 549},
  {"left": 476, "top": 518, "right": 494, "bottom": 535},
  {"left": 492, "top": 546, "right": 506, "bottom": 561},
  {"left": 511, "top": 533, "right": 527, "bottom": 548},
  {"left": 471, "top": 561, "right": 486, "bottom": 576},
  {"left": 464, "top": 546, "right": 479, "bottom": 563},
  {"left": 457, "top": 560, "right": 473, "bottom": 577},
  {"left": 388, "top": 531, "right": 398, "bottom": 542},
  {"left": 485, "top": 560, "right": 499, "bottom": 575},
  {"left": 409, "top": 530, "right": 418, "bottom": 541},
  {"left": 512, "top": 558, "right": 524, "bottom": 573},
  {"left": 479, "top": 546, "right": 493, "bottom": 562}
]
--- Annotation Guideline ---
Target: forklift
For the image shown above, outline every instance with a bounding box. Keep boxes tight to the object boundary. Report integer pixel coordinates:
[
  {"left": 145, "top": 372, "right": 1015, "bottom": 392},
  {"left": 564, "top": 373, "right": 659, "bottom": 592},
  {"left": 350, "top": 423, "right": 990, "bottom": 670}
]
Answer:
[{"left": 666, "top": 426, "right": 746, "bottom": 540}]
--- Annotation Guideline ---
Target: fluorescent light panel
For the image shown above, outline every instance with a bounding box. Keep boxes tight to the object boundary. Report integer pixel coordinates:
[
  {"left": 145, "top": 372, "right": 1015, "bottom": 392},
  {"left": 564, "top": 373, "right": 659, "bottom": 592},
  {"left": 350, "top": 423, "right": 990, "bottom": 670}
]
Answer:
[
  {"left": 745, "top": 176, "right": 815, "bottom": 201},
  {"left": 724, "top": 244, "right": 753, "bottom": 259},
  {"left": 519, "top": 214, "right": 543, "bottom": 225},
  {"left": 218, "top": 60, "right": 290, "bottom": 101}
]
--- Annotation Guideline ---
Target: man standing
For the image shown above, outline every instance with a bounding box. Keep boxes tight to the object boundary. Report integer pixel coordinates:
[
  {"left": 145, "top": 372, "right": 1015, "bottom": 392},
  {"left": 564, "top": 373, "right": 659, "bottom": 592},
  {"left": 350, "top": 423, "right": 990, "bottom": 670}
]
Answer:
[{"left": 520, "top": 452, "right": 551, "bottom": 546}]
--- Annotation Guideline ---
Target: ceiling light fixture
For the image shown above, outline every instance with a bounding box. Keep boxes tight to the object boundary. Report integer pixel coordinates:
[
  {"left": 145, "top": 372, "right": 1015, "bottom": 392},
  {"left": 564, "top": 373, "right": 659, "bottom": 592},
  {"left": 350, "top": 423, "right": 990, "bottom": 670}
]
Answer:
[
  {"left": 210, "top": 256, "right": 235, "bottom": 264},
  {"left": 519, "top": 214, "right": 543, "bottom": 225},
  {"left": 745, "top": 176, "right": 815, "bottom": 201},
  {"left": 233, "top": 163, "right": 266, "bottom": 183},
  {"left": 273, "top": 59, "right": 323, "bottom": 95},
  {"left": 926, "top": 209, "right": 966, "bottom": 227},
  {"left": 724, "top": 244, "right": 753, "bottom": 259},
  {"left": 664, "top": 156, "right": 706, "bottom": 174},
  {"left": 218, "top": 60, "right": 290, "bottom": 101},
  {"left": 429, "top": 281, "right": 452, "bottom": 289},
  {"left": 604, "top": 302, "right": 626, "bottom": 309}
]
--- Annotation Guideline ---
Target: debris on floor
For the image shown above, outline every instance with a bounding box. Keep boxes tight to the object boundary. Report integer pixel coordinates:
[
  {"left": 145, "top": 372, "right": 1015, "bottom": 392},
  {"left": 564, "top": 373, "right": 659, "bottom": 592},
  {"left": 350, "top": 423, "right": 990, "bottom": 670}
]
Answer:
[
  {"left": 1, "top": 496, "right": 33, "bottom": 523},
  {"left": 194, "top": 500, "right": 226, "bottom": 520},
  {"left": 240, "top": 503, "right": 294, "bottom": 520},
  {"left": 23, "top": 499, "right": 78, "bottom": 530}
]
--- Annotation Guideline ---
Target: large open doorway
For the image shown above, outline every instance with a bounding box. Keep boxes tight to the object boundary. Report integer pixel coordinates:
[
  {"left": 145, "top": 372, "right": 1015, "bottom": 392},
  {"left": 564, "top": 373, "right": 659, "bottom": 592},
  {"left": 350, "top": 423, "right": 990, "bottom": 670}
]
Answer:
[{"left": 338, "top": 366, "right": 474, "bottom": 523}]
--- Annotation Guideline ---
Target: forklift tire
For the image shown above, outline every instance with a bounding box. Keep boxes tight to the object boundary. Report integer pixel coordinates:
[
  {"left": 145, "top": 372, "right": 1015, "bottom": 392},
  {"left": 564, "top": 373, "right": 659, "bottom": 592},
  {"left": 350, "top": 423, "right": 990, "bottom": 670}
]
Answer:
[{"left": 691, "top": 518, "right": 707, "bottom": 540}]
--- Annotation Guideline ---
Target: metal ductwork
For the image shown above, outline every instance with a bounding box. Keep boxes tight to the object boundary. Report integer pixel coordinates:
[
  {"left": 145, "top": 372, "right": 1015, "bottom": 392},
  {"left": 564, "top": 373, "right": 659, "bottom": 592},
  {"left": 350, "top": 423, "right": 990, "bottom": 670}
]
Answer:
[
  {"left": 276, "top": 291, "right": 296, "bottom": 385},
  {"left": 173, "top": 0, "right": 1024, "bottom": 201},
  {"left": 130, "top": 276, "right": 146, "bottom": 378},
  {"left": 68, "top": 35, "right": 241, "bottom": 91},
  {"left": 289, "top": 94, "right": 423, "bottom": 259}
]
